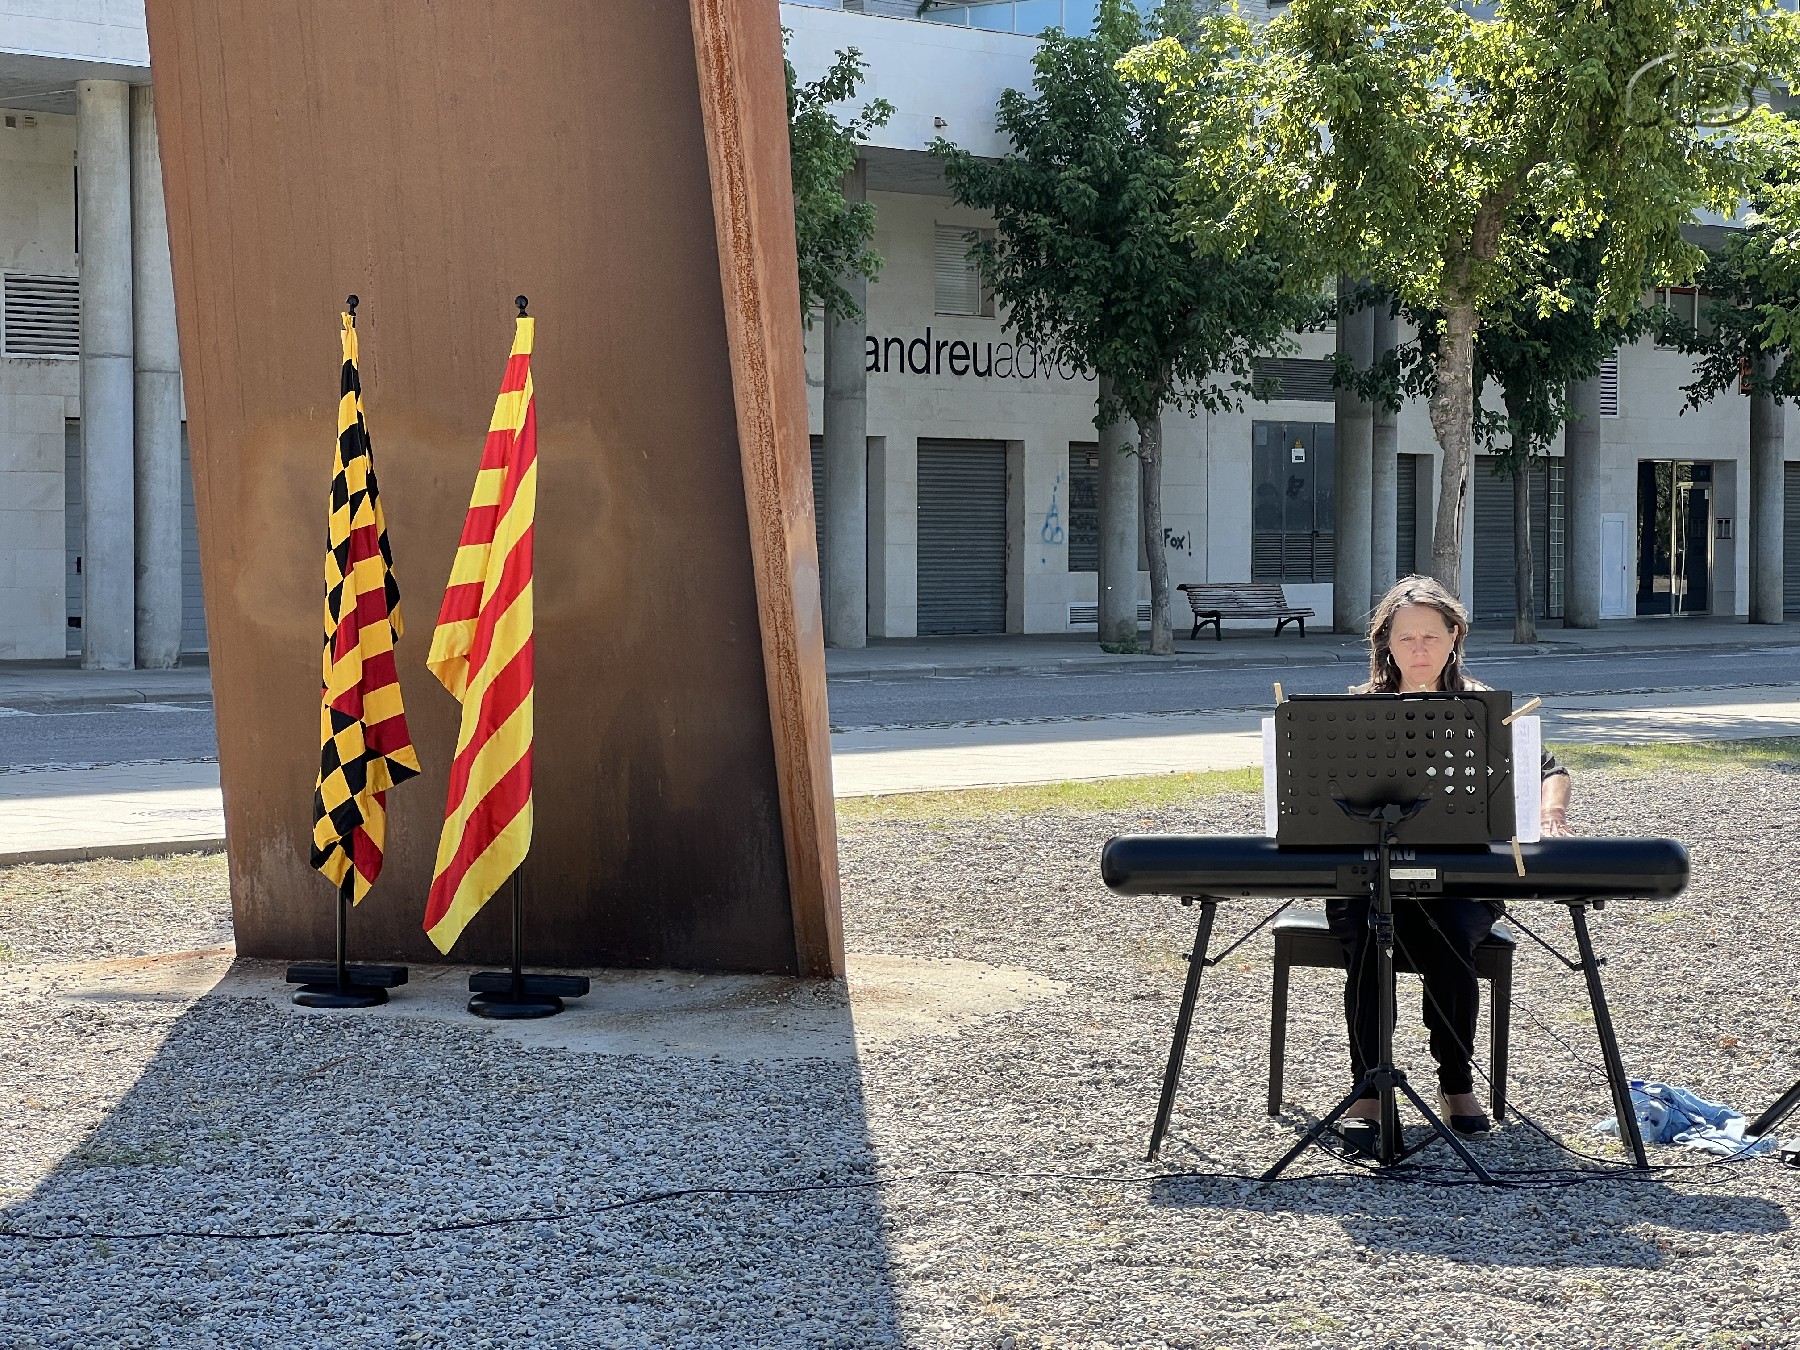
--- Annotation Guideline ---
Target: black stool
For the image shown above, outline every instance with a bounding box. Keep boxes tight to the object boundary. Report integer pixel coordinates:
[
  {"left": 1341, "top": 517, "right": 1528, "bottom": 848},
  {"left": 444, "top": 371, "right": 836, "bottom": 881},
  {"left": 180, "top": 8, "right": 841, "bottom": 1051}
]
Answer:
[{"left": 1268, "top": 907, "right": 1514, "bottom": 1119}]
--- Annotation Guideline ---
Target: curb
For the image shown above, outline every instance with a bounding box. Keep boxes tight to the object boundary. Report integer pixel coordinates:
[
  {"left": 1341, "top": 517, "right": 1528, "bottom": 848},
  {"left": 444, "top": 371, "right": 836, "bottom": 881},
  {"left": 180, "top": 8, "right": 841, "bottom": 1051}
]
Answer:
[
  {"left": 0, "top": 837, "right": 227, "bottom": 868},
  {"left": 0, "top": 688, "right": 215, "bottom": 713},
  {"left": 827, "top": 648, "right": 1361, "bottom": 682}
]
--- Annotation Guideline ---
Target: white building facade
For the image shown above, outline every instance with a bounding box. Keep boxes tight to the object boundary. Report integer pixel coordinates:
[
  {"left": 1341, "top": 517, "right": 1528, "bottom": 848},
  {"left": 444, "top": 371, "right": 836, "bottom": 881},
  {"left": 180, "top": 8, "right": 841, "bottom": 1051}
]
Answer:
[
  {"left": 788, "top": 1, "right": 1800, "bottom": 638},
  {"left": 1, "top": 2, "right": 1795, "bottom": 666},
  {"left": 0, "top": 0, "right": 198, "bottom": 666}
]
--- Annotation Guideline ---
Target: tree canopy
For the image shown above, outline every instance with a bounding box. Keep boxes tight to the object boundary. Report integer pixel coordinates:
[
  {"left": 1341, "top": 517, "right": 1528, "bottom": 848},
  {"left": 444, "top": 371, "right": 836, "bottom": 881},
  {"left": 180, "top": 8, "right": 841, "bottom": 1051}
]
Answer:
[
  {"left": 931, "top": 0, "right": 1314, "bottom": 652},
  {"left": 1656, "top": 111, "right": 1800, "bottom": 406},
  {"left": 1126, "top": 0, "right": 1800, "bottom": 593},
  {"left": 787, "top": 42, "right": 894, "bottom": 323}
]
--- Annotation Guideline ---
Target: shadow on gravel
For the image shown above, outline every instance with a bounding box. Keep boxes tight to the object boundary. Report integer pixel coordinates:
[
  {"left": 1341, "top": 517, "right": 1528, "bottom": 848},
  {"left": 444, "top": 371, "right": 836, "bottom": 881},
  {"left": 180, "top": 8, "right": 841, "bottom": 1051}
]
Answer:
[
  {"left": 1146, "top": 1123, "right": 1790, "bottom": 1270},
  {"left": 1, "top": 974, "right": 907, "bottom": 1346}
]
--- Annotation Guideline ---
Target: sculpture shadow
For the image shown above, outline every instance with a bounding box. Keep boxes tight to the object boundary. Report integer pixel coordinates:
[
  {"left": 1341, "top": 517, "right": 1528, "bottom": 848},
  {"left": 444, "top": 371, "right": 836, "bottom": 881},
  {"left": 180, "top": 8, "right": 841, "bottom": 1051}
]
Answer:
[{"left": 1, "top": 959, "right": 905, "bottom": 1345}]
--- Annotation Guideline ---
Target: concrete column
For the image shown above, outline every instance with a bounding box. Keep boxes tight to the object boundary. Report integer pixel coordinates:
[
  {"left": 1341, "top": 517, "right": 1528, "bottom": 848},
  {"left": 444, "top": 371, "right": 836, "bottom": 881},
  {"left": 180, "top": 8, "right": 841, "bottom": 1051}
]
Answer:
[
  {"left": 1368, "top": 301, "right": 1399, "bottom": 605},
  {"left": 132, "top": 86, "right": 184, "bottom": 669},
  {"left": 820, "top": 161, "right": 868, "bottom": 649},
  {"left": 1096, "top": 376, "right": 1139, "bottom": 646},
  {"left": 77, "top": 79, "right": 136, "bottom": 670},
  {"left": 1333, "top": 282, "right": 1374, "bottom": 635},
  {"left": 1750, "top": 354, "right": 1786, "bottom": 624},
  {"left": 1563, "top": 372, "right": 1604, "bottom": 628}
]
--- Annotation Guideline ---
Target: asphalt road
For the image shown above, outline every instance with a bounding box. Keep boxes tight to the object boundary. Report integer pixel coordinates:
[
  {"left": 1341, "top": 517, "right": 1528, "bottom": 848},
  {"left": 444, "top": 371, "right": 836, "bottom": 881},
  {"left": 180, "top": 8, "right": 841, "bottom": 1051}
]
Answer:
[
  {"left": 822, "top": 645, "right": 1800, "bottom": 728},
  {"left": 0, "top": 646, "right": 1794, "bottom": 769},
  {"left": 0, "top": 701, "right": 219, "bottom": 771}
]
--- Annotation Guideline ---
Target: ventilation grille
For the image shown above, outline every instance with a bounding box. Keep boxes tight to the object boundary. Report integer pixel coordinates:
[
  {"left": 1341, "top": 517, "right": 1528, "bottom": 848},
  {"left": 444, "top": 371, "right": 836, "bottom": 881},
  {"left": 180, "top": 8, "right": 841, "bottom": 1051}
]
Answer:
[
  {"left": 1068, "top": 601, "right": 1152, "bottom": 628},
  {"left": 1251, "top": 357, "right": 1337, "bottom": 402},
  {"left": 1599, "top": 353, "right": 1619, "bottom": 417},
  {"left": 3, "top": 272, "right": 79, "bottom": 359}
]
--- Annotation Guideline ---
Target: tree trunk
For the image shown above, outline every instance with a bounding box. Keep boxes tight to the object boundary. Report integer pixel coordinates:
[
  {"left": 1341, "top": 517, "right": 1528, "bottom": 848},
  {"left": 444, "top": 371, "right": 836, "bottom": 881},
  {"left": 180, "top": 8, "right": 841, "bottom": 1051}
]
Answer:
[
  {"left": 1504, "top": 386, "right": 1536, "bottom": 645},
  {"left": 1135, "top": 408, "right": 1173, "bottom": 655},
  {"left": 1512, "top": 461, "right": 1537, "bottom": 645},
  {"left": 1426, "top": 298, "right": 1479, "bottom": 597},
  {"left": 1097, "top": 375, "right": 1139, "bottom": 648}
]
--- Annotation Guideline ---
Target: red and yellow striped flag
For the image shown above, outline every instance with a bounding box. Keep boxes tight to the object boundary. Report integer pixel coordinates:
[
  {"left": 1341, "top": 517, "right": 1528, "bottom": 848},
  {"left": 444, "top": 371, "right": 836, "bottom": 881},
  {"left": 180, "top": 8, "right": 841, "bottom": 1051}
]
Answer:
[
  {"left": 422, "top": 316, "right": 537, "bottom": 953},
  {"left": 311, "top": 309, "right": 421, "bottom": 902}
]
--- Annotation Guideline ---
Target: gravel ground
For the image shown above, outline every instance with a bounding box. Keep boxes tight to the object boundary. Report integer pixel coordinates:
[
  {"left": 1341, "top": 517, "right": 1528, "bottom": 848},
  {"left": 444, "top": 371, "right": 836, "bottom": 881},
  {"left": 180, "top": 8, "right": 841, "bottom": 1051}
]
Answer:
[{"left": 1, "top": 764, "right": 1798, "bottom": 1348}]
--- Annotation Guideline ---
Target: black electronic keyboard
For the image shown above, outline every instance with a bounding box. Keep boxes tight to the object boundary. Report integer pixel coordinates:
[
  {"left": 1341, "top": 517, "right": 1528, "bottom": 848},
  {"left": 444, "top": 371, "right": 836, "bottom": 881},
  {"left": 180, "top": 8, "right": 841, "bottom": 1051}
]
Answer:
[
  {"left": 1101, "top": 835, "right": 1688, "bottom": 903},
  {"left": 1108, "top": 835, "right": 1687, "bottom": 1170}
]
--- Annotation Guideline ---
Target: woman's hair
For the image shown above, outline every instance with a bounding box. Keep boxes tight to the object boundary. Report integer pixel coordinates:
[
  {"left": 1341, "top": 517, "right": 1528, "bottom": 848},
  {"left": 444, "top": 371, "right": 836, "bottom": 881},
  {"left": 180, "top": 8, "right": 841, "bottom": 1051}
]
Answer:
[{"left": 1363, "top": 575, "right": 1475, "bottom": 693}]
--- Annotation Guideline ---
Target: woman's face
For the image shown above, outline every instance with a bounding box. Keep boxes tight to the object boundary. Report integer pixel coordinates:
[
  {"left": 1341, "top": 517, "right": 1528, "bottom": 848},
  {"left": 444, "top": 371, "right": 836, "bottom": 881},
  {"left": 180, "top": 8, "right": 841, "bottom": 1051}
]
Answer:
[{"left": 1387, "top": 603, "right": 1459, "bottom": 691}]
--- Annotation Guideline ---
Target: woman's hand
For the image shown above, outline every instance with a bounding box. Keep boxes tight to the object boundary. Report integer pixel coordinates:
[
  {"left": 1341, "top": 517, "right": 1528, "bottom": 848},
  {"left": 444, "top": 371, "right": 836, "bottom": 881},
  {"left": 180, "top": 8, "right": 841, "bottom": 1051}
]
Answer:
[{"left": 1541, "top": 771, "right": 1574, "bottom": 836}]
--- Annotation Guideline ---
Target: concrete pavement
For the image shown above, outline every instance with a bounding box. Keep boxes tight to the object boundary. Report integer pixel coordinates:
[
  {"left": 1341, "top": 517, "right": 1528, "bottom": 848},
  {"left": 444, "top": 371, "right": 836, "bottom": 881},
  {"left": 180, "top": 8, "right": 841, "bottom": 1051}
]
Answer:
[
  {"left": 831, "top": 685, "right": 1800, "bottom": 794},
  {"left": 0, "top": 616, "right": 1790, "bottom": 713},
  {"left": 4, "top": 684, "right": 1798, "bottom": 864},
  {"left": 0, "top": 660, "right": 211, "bottom": 710},
  {"left": 0, "top": 759, "right": 224, "bottom": 865}
]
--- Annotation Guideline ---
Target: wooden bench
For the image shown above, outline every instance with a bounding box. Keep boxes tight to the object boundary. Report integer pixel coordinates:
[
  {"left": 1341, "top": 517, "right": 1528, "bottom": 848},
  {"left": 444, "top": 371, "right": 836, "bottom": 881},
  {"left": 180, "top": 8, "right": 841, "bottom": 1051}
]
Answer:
[{"left": 1176, "top": 582, "right": 1313, "bottom": 640}]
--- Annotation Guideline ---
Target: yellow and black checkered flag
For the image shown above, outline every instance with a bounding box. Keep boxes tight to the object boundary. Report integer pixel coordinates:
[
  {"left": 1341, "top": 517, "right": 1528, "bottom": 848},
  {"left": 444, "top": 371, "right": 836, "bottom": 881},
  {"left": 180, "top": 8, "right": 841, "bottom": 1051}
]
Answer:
[{"left": 311, "top": 303, "right": 420, "bottom": 903}]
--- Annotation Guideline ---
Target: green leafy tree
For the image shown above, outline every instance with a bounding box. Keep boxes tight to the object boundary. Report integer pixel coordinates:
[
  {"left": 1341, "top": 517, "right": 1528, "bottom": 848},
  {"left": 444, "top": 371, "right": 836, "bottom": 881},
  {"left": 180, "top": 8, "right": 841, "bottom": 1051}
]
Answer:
[
  {"left": 932, "top": 0, "right": 1314, "bottom": 653},
  {"left": 1128, "top": 0, "right": 1800, "bottom": 596},
  {"left": 1476, "top": 240, "right": 1655, "bottom": 641},
  {"left": 1658, "top": 112, "right": 1800, "bottom": 406},
  {"left": 787, "top": 43, "right": 895, "bottom": 323},
  {"left": 1345, "top": 241, "right": 1652, "bottom": 641}
]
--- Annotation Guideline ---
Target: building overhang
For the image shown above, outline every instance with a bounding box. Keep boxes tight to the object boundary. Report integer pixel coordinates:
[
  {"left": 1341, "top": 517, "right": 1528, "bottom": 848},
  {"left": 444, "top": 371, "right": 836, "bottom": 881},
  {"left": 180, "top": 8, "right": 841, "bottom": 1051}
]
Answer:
[{"left": 0, "top": 51, "right": 151, "bottom": 116}]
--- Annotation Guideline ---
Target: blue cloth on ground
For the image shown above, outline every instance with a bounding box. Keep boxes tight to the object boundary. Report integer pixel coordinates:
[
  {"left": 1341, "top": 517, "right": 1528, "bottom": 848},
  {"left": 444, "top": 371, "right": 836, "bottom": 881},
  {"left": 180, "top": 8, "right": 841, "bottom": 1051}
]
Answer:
[{"left": 1595, "top": 1081, "right": 1776, "bottom": 1157}]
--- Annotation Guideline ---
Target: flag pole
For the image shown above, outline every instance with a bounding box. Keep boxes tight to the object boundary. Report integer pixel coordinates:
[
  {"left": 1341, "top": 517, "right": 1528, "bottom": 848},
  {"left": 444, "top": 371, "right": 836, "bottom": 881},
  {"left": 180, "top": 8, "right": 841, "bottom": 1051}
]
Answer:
[
  {"left": 511, "top": 871, "right": 524, "bottom": 999},
  {"left": 336, "top": 877, "right": 350, "bottom": 992},
  {"left": 287, "top": 877, "right": 395, "bottom": 1009},
  {"left": 468, "top": 864, "right": 576, "bottom": 1019}
]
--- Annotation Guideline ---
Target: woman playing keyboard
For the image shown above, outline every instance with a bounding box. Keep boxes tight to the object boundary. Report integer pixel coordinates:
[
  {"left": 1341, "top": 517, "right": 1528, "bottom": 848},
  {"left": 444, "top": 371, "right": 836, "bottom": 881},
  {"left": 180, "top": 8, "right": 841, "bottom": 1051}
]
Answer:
[{"left": 1333, "top": 575, "right": 1570, "bottom": 1154}]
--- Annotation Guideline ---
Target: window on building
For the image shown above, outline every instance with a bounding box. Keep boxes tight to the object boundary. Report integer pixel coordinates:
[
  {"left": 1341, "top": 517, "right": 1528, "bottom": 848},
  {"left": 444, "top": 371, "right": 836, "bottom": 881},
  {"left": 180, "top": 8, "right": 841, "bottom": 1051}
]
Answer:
[
  {"left": 1648, "top": 285, "right": 1715, "bottom": 346},
  {"left": 1599, "top": 352, "right": 1619, "bottom": 417},
  {"left": 1251, "top": 421, "right": 1335, "bottom": 583},
  {"left": 934, "top": 224, "right": 995, "bottom": 317}
]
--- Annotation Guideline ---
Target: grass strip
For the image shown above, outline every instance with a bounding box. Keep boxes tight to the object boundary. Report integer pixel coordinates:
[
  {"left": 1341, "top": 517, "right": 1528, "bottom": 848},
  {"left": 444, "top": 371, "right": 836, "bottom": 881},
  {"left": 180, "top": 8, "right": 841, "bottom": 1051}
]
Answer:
[{"left": 836, "top": 737, "right": 1800, "bottom": 822}]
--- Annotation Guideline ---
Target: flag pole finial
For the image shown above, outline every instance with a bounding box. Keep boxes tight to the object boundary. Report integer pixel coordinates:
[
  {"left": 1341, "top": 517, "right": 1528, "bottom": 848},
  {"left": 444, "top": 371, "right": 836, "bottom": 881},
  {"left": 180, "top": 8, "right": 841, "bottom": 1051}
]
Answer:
[
  {"left": 515, "top": 295, "right": 529, "bottom": 317},
  {"left": 346, "top": 294, "right": 359, "bottom": 317}
]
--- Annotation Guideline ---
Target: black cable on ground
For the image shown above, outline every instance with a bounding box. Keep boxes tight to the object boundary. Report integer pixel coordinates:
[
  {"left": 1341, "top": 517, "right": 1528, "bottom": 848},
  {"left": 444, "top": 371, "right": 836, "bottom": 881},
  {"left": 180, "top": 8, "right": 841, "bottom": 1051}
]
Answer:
[{"left": 0, "top": 1139, "right": 1776, "bottom": 1246}]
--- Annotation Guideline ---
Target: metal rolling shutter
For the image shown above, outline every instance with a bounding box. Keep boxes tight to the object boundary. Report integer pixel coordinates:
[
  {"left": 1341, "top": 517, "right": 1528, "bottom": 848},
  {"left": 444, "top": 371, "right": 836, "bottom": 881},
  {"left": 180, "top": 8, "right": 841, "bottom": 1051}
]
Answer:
[
  {"left": 917, "top": 439, "right": 1006, "bottom": 635},
  {"left": 810, "top": 435, "right": 826, "bottom": 605},
  {"left": 1396, "top": 454, "right": 1417, "bottom": 576},
  {"left": 1472, "top": 456, "right": 1550, "bottom": 621},
  {"left": 1786, "top": 464, "right": 1800, "bottom": 613},
  {"left": 180, "top": 425, "right": 207, "bottom": 653}
]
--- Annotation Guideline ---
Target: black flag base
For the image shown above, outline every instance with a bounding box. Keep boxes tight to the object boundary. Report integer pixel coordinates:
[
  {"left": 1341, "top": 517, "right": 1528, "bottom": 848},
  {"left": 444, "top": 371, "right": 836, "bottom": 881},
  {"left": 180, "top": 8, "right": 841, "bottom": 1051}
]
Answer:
[
  {"left": 287, "top": 884, "right": 407, "bottom": 1009},
  {"left": 467, "top": 986, "right": 563, "bottom": 1019},
  {"left": 467, "top": 872, "right": 589, "bottom": 1020},
  {"left": 291, "top": 979, "right": 392, "bottom": 1010}
]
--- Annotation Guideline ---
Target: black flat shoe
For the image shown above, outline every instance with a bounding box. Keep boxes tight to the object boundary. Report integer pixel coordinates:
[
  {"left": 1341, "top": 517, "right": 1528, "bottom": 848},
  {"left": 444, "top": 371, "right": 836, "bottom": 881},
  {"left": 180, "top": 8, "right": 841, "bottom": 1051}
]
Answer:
[
  {"left": 1339, "top": 1117, "right": 1381, "bottom": 1158},
  {"left": 1439, "top": 1092, "right": 1491, "bottom": 1137}
]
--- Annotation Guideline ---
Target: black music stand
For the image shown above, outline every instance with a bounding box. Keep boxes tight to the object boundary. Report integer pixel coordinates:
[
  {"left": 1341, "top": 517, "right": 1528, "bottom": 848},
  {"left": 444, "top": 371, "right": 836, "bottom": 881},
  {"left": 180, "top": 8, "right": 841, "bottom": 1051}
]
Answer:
[{"left": 1261, "top": 692, "right": 1511, "bottom": 1184}]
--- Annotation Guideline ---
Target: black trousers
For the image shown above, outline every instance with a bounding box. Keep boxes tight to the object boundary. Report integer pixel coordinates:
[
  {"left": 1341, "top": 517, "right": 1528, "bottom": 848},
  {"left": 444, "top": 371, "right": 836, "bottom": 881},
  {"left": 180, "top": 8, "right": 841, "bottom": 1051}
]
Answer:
[{"left": 1324, "top": 895, "right": 1500, "bottom": 1098}]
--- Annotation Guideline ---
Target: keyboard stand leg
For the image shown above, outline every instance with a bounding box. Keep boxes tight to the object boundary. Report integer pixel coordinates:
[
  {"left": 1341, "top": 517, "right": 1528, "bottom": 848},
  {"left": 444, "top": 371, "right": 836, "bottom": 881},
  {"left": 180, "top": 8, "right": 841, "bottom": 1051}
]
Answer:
[
  {"left": 1569, "top": 901, "right": 1648, "bottom": 1170},
  {"left": 1147, "top": 897, "right": 1217, "bottom": 1162}
]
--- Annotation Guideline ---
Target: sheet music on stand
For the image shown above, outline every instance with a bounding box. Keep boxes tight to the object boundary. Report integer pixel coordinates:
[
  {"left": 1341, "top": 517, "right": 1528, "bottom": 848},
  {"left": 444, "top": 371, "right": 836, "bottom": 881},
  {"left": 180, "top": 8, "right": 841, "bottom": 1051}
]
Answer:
[{"left": 1261, "top": 695, "right": 1536, "bottom": 842}]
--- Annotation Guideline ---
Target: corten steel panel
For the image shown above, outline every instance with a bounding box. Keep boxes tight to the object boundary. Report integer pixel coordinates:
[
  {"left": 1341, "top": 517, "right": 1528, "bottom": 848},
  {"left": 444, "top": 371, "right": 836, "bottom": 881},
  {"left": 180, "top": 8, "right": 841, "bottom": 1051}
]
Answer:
[{"left": 142, "top": 0, "right": 842, "bottom": 974}]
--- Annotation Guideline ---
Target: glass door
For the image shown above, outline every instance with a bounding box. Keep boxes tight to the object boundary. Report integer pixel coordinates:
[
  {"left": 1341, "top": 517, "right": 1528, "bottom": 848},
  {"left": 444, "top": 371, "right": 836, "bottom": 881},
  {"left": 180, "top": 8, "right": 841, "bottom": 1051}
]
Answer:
[{"left": 1635, "top": 461, "right": 1713, "bottom": 616}]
